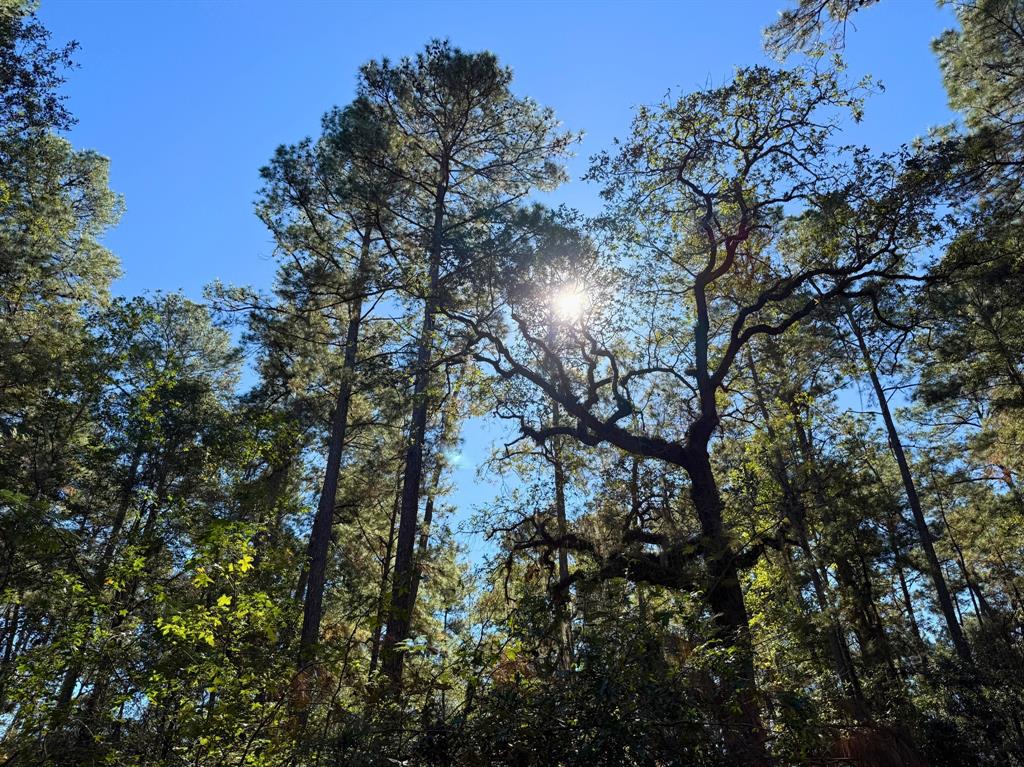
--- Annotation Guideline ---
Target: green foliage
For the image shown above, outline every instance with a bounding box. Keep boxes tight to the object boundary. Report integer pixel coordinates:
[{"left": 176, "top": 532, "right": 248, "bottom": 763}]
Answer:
[{"left": 2, "top": 6, "right": 1024, "bottom": 767}]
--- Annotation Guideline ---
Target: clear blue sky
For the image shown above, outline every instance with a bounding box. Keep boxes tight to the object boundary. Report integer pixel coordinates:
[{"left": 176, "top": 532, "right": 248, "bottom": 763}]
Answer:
[{"left": 39, "top": 0, "right": 959, "bottom": 561}]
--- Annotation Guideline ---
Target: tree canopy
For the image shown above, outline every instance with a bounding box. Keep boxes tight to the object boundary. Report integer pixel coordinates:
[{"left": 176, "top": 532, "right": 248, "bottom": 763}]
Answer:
[{"left": 2, "top": 2, "right": 1023, "bottom": 765}]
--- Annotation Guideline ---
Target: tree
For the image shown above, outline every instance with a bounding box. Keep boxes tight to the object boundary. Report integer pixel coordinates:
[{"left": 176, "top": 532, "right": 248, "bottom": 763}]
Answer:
[
  {"left": 764, "top": 0, "right": 878, "bottom": 58},
  {"left": 357, "top": 40, "right": 574, "bottom": 684},
  {"left": 0, "top": 2, "right": 120, "bottom": 504},
  {"left": 468, "top": 64, "right": 953, "bottom": 763},
  {"left": 842, "top": 300, "right": 974, "bottom": 663},
  {"left": 6, "top": 6, "right": 1024, "bottom": 765},
  {"left": 256, "top": 96, "right": 398, "bottom": 667},
  {"left": 934, "top": 0, "right": 1024, "bottom": 215}
]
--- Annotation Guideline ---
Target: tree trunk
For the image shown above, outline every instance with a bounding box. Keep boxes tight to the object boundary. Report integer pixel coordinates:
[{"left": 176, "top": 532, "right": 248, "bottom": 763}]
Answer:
[
  {"left": 406, "top": 493, "right": 435, "bottom": 628},
  {"left": 382, "top": 176, "right": 446, "bottom": 684},
  {"left": 746, "top": 352, "right": 866, "bottom": 714},
  {"left": 846, "top": 310, "right": 973, "bottom": 664},
  {"left": 96, "top": 443, "right": 144, "bottom": 586},
  {"left": 369, "top": 464, "right": 402, "bottom": 678},
  {"left": 381, "top": 299, "right": 435, "bottom": 682},
  {"left": 53, "top": 445, "right": 149, "bottom": 723},
  {"left": 0, "top": 602, "right": 19, "bottom": 711},
  {"left": 552, "top": 404, "right": 573, "bottom": 669},
  {"left": 931, "top": 476, "right": 998, "bottom": 625},
  {"left": 686, "top": 443, "right": 771, "bottom": 766},
  {"left": 895, "top": 550, "right": 926, "bottom": 652},
  {"left": 297, "top": 232, "right": 371, "bottom": 665},
  {"left": 784, "top": 394, "right": 902, "bottom": 691}
]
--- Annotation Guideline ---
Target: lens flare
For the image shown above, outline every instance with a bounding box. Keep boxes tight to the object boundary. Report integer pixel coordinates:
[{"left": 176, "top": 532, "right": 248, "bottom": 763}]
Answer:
[{"left": 551, "top": 284, "right": 589, "bottom": 321}]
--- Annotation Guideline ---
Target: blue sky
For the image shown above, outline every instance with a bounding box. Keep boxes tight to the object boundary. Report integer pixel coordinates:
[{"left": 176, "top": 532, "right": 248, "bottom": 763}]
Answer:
[{"left": 39, "top": 0, "right": 959, "bottom": 561}]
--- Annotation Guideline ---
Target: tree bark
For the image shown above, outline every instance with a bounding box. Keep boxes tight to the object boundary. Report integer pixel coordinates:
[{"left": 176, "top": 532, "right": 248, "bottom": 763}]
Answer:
[
  {"left": 930, "top": 476, "right": 998, "bottom": 625},
  {"left": 406, "top": 492, "right": 435, "bottom": 630},
  {"left": 683, "top": 265, "right": 770, "bottom": 763}
]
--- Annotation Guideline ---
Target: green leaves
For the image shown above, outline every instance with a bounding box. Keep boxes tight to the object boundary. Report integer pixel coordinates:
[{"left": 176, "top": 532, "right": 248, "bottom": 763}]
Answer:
[{"left": 3, "top": 4, "right": 1024, "bottom": 765}]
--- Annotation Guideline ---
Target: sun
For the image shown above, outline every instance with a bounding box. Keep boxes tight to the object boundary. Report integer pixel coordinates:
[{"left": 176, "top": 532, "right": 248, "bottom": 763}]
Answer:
[{"left": 551, "top": 284, "right": 589, "bottom": 322}]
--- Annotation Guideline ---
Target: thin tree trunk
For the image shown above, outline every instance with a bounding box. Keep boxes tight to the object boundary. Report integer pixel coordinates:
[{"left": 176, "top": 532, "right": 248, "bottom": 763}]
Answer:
[
  {"left": 0, "top": 603, "right": 19, "bottom": 711},
  {"left": 846, "top": 310, "right": 973, "bottom": 664},
  {"left": 297, "top": 231, "right": 371, "bottom": 665},
  {"left": 381, "top": 299, "right": 435, "bottom": 682},
  {"left": 1, "top": 604, "right": 16, "bottom": 669},
  {"left": 369, "top": 465, "right": 403, "bottom": 678},
  {"left": 890, "top": 525, "right": 928, "bottom": 666},
  {"left": 746, "top": 352, "right": 866, "bottom": 715},
  {"left": 382, "top": 175, "right": 446, "bottom": 684},
  {"left": 406, "top": 375, "right": 465, "bottom": 632},
  {"left": 993, "top": 550, "right": 1024, "bottom": 615},
  {"left": 931, "top": 476, "right": 997, "bottom": 624},
  {"left": 53, "top": 446, "right": 150, "bottom": 723},
  {"left": 552, "top": 403, "right": 573, "bottom": 669},
  {"left": 96, "top": 443, "right": 144, "bottom": 586},
  {"left": 406, "top": 493, "right": 435, "bottom": 627},
  {"left": 780, "top": 376, "right": 902, "bottom": 692}
]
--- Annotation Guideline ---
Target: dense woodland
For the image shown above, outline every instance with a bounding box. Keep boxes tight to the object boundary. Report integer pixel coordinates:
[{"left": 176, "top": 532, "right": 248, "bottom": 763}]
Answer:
[{"left": 2, "top": 0, "right": 1024, "bottom": 764}]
